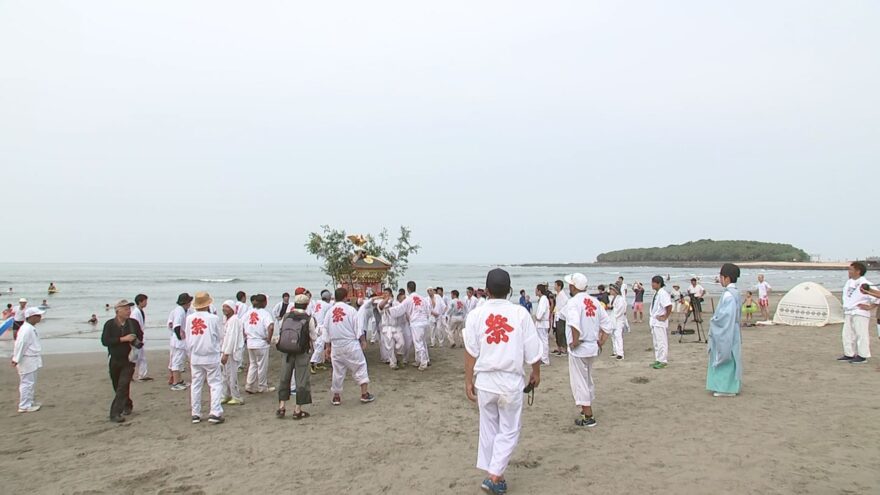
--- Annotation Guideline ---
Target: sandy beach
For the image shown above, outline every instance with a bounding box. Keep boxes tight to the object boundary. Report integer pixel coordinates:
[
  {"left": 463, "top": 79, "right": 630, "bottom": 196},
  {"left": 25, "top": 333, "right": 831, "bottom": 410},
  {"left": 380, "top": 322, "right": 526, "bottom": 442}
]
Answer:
[{"left": 2, "top": 296, "right": 879, "bottom": 495}]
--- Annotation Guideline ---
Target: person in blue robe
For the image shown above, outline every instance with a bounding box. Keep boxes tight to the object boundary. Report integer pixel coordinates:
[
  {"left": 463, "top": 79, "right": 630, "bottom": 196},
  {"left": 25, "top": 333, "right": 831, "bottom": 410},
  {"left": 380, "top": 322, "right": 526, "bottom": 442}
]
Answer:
[{"left": 707, "top": 263, "right": 742, "bottom": 397}]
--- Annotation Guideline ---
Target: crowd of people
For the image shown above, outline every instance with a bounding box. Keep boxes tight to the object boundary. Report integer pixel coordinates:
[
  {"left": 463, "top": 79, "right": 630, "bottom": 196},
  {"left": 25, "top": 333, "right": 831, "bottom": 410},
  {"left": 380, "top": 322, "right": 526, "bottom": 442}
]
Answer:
[{"left": 8, "top": 263, "right": 880, "bottom": 494}]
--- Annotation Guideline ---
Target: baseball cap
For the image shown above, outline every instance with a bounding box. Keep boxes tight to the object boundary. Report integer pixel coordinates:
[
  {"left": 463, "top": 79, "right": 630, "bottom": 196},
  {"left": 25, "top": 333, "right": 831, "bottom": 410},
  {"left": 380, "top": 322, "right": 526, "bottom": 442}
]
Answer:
[
  {"left": 114, "top": 299, "right": 135, "bottom": 310},
  {"left": 485, "top": 268, "right": 511, "bottom": 297},
  {"left": 564, "top": 273, "right": 588, "bottom": 291},
  {"left": 294, "top": 294, "right": 310, "bottom": 305},
  {"left": 24, "top": 307, "right": 45, "bottom": 318}
]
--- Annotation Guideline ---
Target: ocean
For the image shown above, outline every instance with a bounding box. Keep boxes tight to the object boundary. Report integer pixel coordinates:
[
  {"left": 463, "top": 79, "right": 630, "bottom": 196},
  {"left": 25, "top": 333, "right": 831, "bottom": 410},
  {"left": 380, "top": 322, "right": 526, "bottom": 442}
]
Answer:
[{"left": 0, "top": 263, "right": 849, "bottom": 356}]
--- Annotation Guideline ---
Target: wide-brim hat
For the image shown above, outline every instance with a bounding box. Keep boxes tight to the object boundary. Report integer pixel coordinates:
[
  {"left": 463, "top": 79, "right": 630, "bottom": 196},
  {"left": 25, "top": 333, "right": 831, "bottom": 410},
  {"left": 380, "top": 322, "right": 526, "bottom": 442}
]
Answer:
[
  {"left": 177, "top": 293, "right": 193, "bottom": 305},
  {"left": 193, "top": 291, "right": 213, "bottom": 310},
  {"left": 25, "top": 307, "right": 45, "bottom": 318}
]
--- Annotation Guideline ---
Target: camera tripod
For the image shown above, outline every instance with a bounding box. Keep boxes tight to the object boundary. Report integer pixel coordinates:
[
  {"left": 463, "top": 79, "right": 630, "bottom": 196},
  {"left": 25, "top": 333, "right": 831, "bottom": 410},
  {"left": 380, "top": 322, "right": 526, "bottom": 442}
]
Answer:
[{"left": 674, "top": 296, "right": 705, "bottom": 343}]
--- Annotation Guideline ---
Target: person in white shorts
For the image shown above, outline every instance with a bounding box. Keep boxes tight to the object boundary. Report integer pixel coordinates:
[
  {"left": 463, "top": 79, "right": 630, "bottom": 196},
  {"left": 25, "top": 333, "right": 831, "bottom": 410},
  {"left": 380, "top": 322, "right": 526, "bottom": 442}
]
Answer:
[
  {"left": 167, "top": 293, "right": 192, "bottom": 390},
  {"left": 562, "top": 273, "right": 614, "bottom": 427}
]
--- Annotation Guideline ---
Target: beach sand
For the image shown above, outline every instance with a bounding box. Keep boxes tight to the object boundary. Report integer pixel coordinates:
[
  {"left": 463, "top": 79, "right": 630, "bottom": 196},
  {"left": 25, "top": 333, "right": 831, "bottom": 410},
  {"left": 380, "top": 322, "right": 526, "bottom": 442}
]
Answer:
[{"left": 2, "top": 296, "right": 879, "bottom": 495}]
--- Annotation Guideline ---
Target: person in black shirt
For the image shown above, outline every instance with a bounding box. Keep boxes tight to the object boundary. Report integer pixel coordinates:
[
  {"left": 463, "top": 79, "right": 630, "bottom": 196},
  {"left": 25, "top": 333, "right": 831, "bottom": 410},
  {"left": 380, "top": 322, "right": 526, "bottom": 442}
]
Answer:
[{"left": 101, "top": 299, "right": 142, "bottom": 423}]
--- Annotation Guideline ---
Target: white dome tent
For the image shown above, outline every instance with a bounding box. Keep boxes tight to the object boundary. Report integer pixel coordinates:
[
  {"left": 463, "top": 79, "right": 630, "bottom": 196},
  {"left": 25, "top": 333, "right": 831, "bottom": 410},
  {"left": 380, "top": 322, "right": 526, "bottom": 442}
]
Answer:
[{"left": 773, "top": 282, "right": 844, "bottom": 327}]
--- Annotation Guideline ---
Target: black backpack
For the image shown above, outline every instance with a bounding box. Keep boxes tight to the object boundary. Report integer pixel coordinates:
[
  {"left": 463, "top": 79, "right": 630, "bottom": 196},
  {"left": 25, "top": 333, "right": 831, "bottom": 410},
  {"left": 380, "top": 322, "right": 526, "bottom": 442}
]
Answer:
[{"left": 276, "top": 313, "right": 311, "bottom": 355}]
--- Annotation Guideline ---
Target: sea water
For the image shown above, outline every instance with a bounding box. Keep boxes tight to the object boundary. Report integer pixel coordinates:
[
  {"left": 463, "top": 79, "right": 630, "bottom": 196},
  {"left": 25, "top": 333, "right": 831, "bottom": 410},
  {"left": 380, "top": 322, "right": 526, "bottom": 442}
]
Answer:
[{"left": 0, "top": 263, "right": 848, "bottom": 355}]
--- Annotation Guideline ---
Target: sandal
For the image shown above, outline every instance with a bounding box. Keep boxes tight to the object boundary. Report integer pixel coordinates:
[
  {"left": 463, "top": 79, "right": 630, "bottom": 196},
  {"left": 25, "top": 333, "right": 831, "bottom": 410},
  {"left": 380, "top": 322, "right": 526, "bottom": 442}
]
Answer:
[
  {"left": 275, "top": 407, "right": 286, "bottom": 419},
  {"left": 292, "top": 411, "right": 310, "bottom": 420}
]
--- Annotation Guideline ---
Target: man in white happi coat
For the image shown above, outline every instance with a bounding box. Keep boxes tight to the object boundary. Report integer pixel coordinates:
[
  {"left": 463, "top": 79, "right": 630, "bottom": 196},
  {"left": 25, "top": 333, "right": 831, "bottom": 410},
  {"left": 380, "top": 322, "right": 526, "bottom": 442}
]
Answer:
[
  {"left": 388, "top": 281, "right": 433, "bottom": 370},
  {"left": 323, "top": 288, "right": 375, "bottom": 405},
  {"left": 464, "top": 268, "right": 541, "bottom": 495},
  {"left": 12, "top": 307, "right": 45, "bottom": 413}
]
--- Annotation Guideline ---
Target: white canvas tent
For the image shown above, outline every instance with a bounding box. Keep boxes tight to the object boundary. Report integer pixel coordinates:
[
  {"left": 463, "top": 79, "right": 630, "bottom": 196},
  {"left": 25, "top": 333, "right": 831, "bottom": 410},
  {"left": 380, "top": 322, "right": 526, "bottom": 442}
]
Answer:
[{"left": 773, "top": 282, "right": 844, "bottom": 327}]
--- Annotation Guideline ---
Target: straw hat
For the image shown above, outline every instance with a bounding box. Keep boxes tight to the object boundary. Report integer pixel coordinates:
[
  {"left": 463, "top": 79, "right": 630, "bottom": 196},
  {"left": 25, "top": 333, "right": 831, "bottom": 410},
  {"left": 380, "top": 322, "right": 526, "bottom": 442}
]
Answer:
[{"left": 193, "top": 291, "right": 213, "bottom": 310}]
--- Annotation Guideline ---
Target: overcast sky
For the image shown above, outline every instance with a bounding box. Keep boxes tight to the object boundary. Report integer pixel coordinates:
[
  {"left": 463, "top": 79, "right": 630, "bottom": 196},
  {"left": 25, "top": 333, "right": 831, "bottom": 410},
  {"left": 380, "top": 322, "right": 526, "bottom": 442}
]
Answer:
[{"left": 2, "top": 1, "right": 877, "bottom": 264}]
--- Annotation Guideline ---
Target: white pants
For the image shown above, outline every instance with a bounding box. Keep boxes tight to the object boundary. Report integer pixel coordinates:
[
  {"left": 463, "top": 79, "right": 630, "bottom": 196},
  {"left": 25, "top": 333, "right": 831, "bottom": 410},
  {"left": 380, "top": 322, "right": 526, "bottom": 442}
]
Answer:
[
  {"left": 135, "top": 344, "right": 149, "bottom": 379},
  {"left": 401, "top": 323, "right": 414, "bottom": 363},
  {"left": 410, "top": 323, "right": 430, "bottom": 367},
  {"left": 191, "top": 363, "right": 224, "bottom": 418},
  {"left": 568, "top": 354, "right": 595, "bottom": 407},
  {"left": 843, "top": 314, "right": 872, "bottom": 358},
  {"left": 537, "top": 326, "right": 550, "bottom": 364},
  {"left": 330, "top": 340, "right": 370, "bottom": 394},
  {"left": 18, "top": 371, "right": 37, "bottom": 410},
  {"left": 612, "top": 324, "right": 625, "bottom": 358},
  {"left": 382, "top": 325, "right": 405, "bottom": 367},
  {"left": 379, "top": 326, "right": 392, "bottom": 363},
  {"left": 310, "top": 333, "right": 326, "bottom": 364},
  {"left": 432, "top": 317, "right": 449, "bottom": 346},
  {"left": 222, "top": 358, "right": 242, "bottom": 401},
  {"left": 477, "top": 388, "right": 523, "bottom": 477},
  {"left": 449, "top": 318, "right": 465, "bottom": 347},
  {"left": 246, "top": 348, "right": 270, "bottom": 392},
  {"left": 169, "top": 347, "right": 187, "bottom": 372},
  {"left": 367, "top": 318, "right": 379, "bottom": 344},
  {"left": 651, "top": 325, "right": 668, "bottom": 363}
]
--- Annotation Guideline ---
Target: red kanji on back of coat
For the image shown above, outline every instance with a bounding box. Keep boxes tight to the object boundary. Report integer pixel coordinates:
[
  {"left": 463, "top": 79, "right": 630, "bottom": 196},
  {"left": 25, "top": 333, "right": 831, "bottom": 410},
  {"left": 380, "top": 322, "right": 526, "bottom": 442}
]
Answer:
[
  {"left": 413, "top": 296, "right": 422, "bottom": 307},
  {"left": 485, "top": 314, "right": 514, "bottom": 344},
  {"left": 248, "top": 312, "right": 260, "bottom": 325},
  {"left": 191, "top": 318, "right": 206, "bottom": 336},
  {"left": 583, "top": 298, "right": 597, "bottom": 317},
  {"left": 332, "top": 307, "right": 345, "bottom": 323}
]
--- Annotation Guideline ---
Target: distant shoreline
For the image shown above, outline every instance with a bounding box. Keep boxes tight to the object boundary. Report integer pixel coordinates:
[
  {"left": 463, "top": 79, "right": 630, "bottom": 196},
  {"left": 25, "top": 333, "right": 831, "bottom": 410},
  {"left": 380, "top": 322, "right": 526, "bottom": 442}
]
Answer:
[{"left": 514, "top": 261, "right": 856, "bottom": 271}]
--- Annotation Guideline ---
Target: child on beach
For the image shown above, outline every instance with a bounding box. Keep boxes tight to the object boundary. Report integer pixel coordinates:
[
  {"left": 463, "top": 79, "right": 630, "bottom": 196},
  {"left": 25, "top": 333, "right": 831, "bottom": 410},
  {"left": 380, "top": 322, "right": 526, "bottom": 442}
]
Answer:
[{"left": 742, "top": 292, "right": 758, "bottom": 324}]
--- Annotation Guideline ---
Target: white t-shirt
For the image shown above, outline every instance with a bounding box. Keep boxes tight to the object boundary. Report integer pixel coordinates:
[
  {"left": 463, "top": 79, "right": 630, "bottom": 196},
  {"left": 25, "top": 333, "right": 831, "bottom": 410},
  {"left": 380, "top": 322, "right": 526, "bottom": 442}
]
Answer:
[
  {"left": 843, "top": 277, "right": 878, "bottom": 318},
  {"left": 555, "top": 290, "right": 570, "bottom": 321},
  {"left": 687, "top": 284, "right": 705, "bottom": 298},
  {"left": 311, "top": 299, "right": 333, "bottom": 330},
  {"left": 13, "top": 322, "right": 42, "bottom": 374},
  {"left": 449, "top": 298, "right": 467, "bottom": 320},
  {"left": 323, "top": 302, "right": 360, "bottom": 343},
  {"left": 464, "top": 299, "right": 542, "bottom": 396},
  {"left": 222, "top": 316, "right": 245, "bottom": 362},
  {"left": 534, "top": 295, "right": 550, "bottom": 328},
  {"left": 388, "top": 293, "right": 432, "bottom": 325},
  {"left": 167, "top": 306, "right": 190, "bottom": 350},
  {"left": 185, "top": 311, "right": 223, "bottom": 365},
  {"left": 563, "top": 293, "right": 614, "bottom": 358},
  {"left": 243, "top": 307, "right": 274, "bottom": 349},
  {"left": 756, "top": 281, "right": 771, "bottom": 299},
  {"left": 13, "top": 305, "right": 27, "bottom": 323},
  {"left": 649, "top": 288, "right": 673, "bottom": 328}
]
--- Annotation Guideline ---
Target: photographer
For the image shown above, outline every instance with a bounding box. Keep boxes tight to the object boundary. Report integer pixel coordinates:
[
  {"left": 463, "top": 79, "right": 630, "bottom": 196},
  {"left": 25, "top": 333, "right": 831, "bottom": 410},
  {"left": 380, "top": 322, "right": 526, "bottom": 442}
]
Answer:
[{"left": 101, "top": 300, "right": 143, "bottom": 423}]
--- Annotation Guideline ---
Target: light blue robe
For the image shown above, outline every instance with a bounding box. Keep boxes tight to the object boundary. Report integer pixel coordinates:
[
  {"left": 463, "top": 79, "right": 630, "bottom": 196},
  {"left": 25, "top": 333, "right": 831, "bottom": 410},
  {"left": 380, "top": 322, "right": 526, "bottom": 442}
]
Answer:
[{"left": 706, "top": 284, "right": 742, "bottom": 394}]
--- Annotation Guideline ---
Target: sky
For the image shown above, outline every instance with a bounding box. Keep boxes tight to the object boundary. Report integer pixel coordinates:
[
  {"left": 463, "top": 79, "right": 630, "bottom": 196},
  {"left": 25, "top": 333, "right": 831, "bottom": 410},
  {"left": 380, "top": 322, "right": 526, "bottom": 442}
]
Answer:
[{"left": 1, "top": 1, "right": 877, "bottom": 264}]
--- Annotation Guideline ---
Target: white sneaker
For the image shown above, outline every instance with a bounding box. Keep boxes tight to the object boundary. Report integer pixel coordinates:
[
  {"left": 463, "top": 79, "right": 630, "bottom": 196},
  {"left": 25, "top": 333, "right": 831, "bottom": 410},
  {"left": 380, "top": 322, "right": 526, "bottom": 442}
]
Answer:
[
  {"left": 713, "top": 392, "right": 737, "bottom": 397},
  {"left": 418, "top": 364, "right": 428, "bottom": 371},
  {"left": 18, "top": 405, "right": 41, "bottom": 413}
]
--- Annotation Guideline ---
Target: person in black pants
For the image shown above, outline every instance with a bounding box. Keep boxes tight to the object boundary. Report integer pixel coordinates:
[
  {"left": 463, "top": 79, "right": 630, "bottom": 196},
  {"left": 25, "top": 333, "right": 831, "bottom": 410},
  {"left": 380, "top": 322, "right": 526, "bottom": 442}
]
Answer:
[{"left": 101, "top": 299, "right": 142, "bottom": 423}]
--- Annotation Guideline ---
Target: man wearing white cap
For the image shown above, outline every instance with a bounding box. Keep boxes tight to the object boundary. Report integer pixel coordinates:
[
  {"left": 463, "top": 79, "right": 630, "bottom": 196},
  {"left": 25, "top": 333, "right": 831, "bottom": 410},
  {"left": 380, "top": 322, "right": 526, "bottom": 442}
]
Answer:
[
  {"left": 12, "top": 298, "right": 28, "bottom": 339},
  {"left": 185, "top": 292, "right": 225, "bottom": 424},
  {"left": 464, "top": 268, "right": 541, "bottom": 494},
  {"left": 220, "top": 301, "right": 245, "bottom": 406},
  {"left": 12, "top": 307, "right": 44, "bottom": 413},
  {"left": 562, "top": 273, "right": 614, "bottom": 427}
]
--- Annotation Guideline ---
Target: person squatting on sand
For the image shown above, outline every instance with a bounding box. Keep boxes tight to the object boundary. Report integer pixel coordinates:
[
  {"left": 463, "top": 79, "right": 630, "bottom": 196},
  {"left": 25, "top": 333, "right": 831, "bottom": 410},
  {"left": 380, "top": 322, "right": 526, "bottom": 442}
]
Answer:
[{"left": 464, "top": 268, "right": 541, "bottom": 495}]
